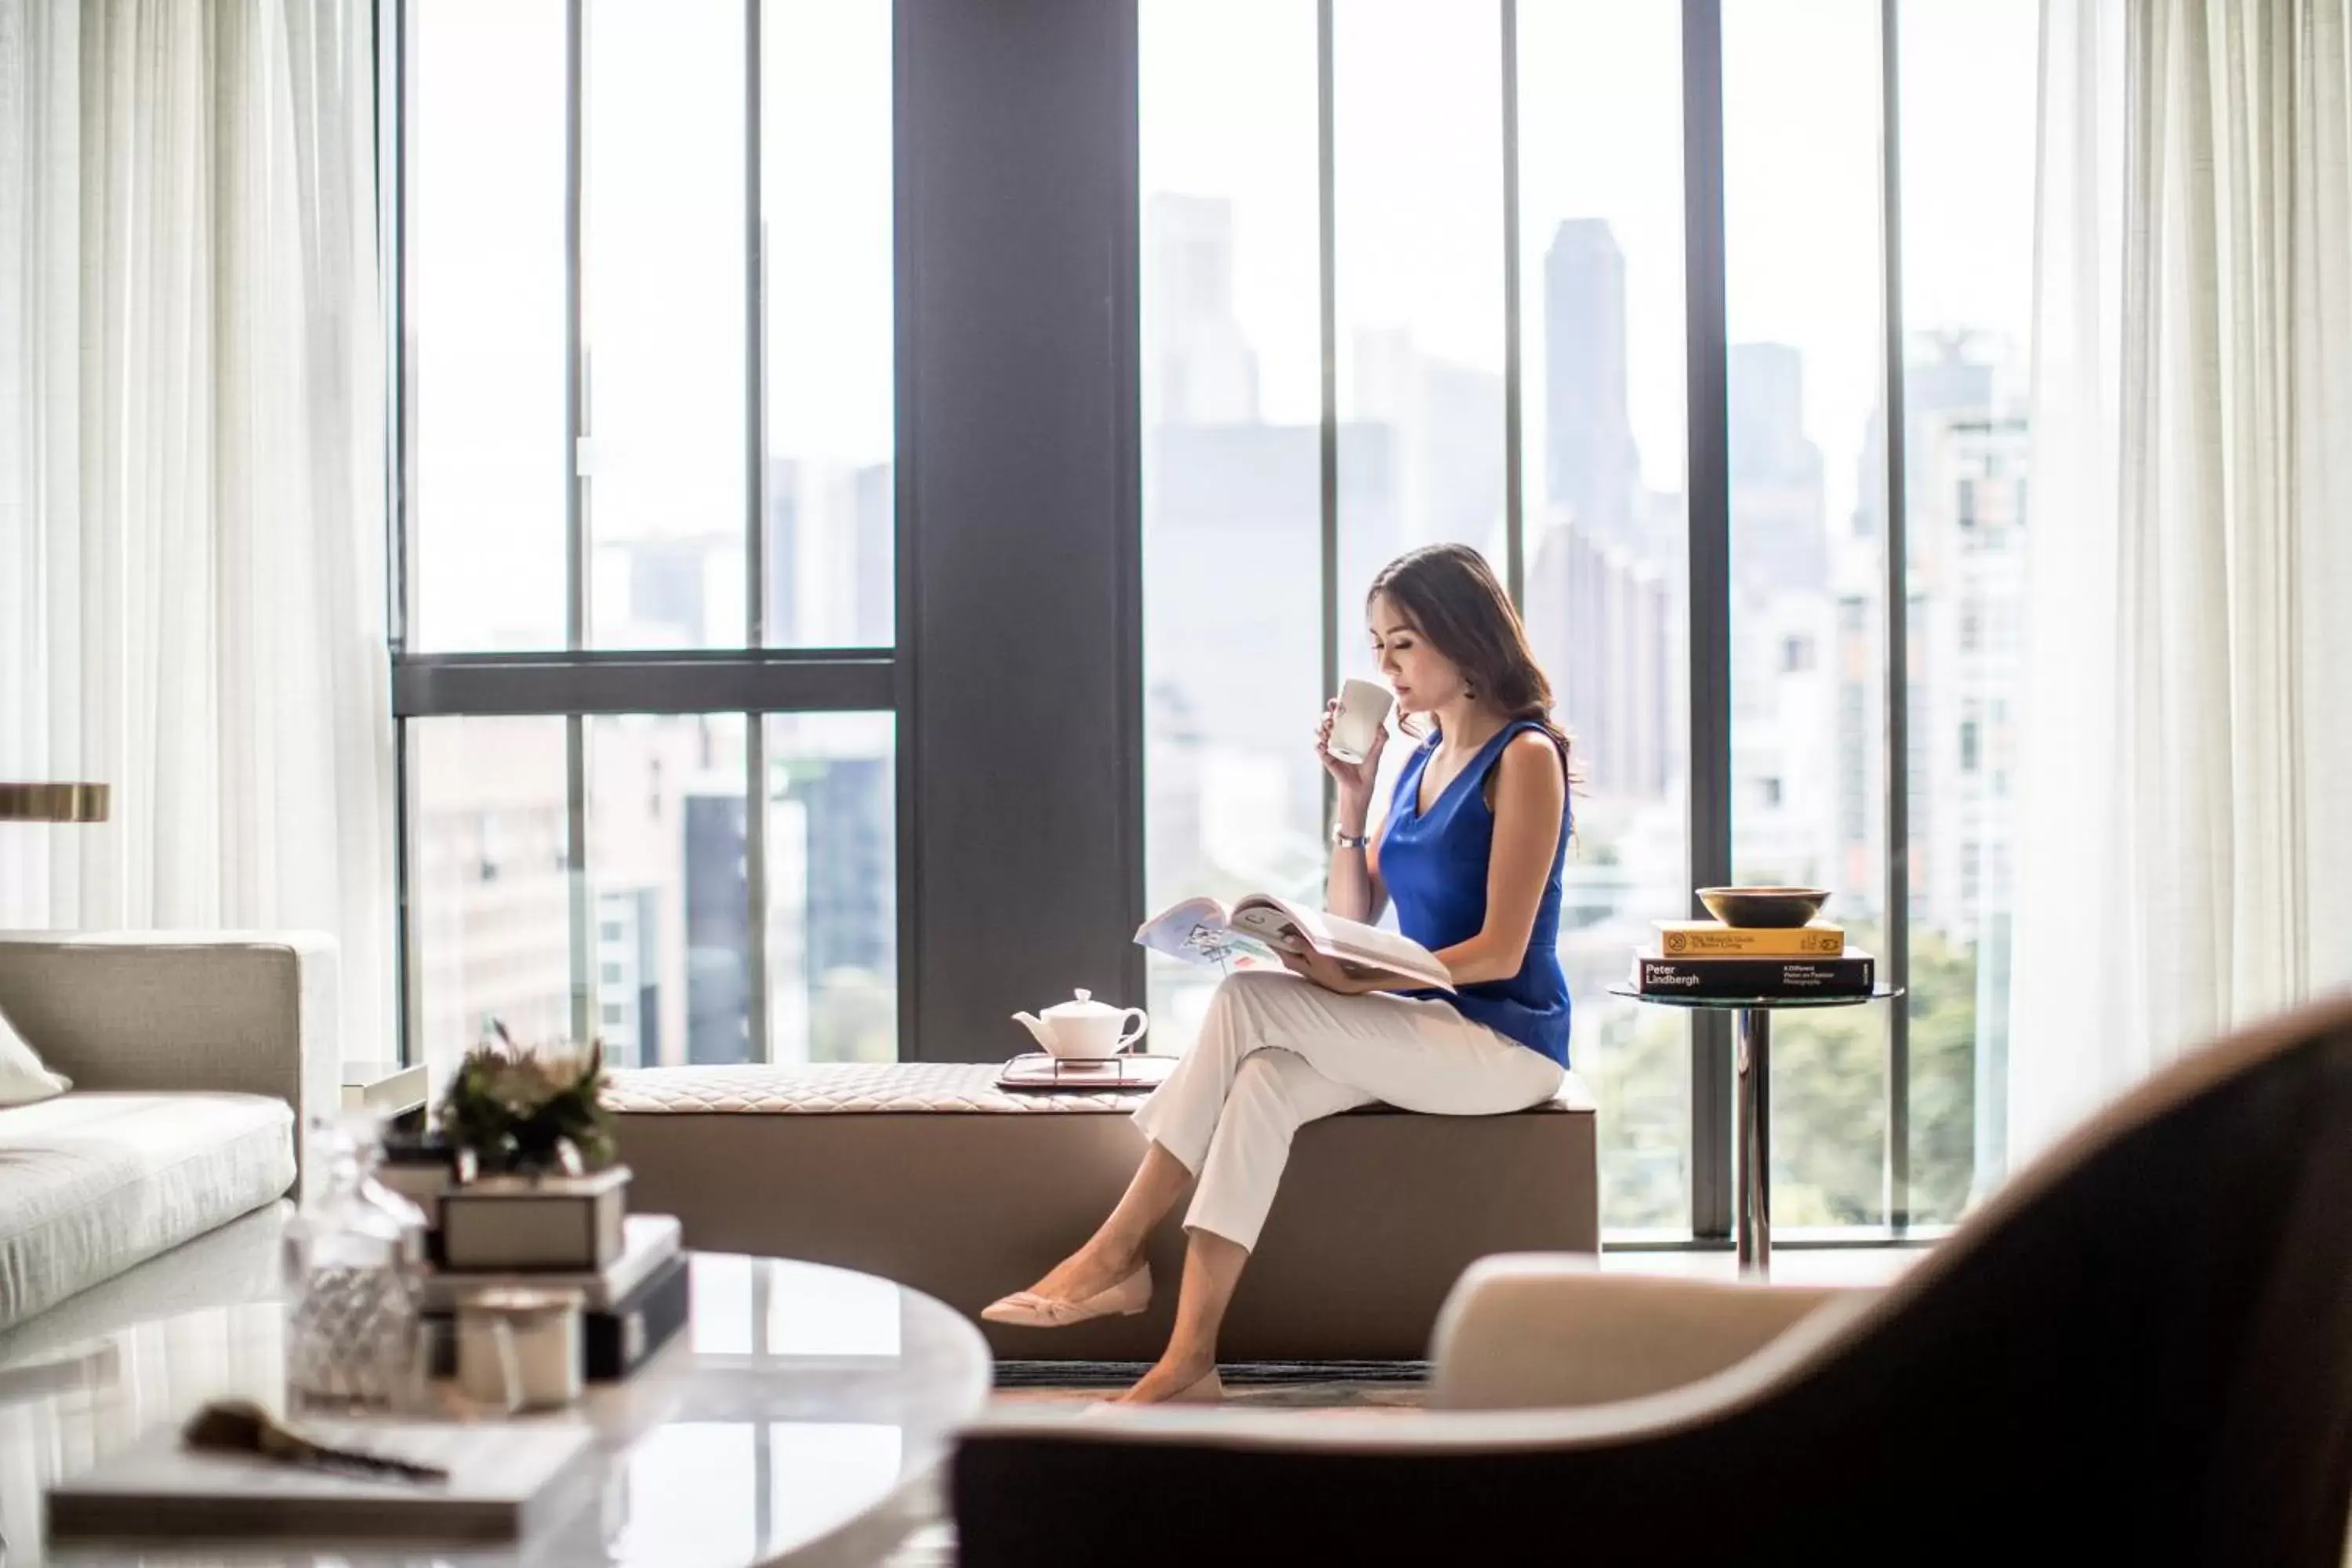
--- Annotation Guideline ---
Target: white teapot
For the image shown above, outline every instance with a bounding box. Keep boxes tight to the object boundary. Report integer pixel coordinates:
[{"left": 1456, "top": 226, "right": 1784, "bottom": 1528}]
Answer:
[{"left": 1011, "top": 989, "right": 1150, "bottom": 1060}]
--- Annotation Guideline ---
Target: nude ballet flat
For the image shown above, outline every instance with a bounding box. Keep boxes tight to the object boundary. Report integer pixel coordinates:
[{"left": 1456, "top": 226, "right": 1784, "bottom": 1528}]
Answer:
[
  {"left": 1080, "top": 1366, "right": 1224, "bottom": 1414},
  {"left": 981, "top": 1264, "right": 1152, "bottom": 1328},
  {"left": 1160, "top": 1366, "right": 1224, "bottom": 1404}
]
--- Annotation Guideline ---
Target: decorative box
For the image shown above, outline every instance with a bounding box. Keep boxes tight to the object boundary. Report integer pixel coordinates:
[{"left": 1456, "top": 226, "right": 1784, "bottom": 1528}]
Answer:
[
  {"left": 438, "top": 1166, "right": 630, "bottom": 1272},
  {"left": 426, "top": 1252, "right": 690, "bottom": 1382},
  {"left": 419, "top": 1214, "right": 680, "bottom": 1314}
]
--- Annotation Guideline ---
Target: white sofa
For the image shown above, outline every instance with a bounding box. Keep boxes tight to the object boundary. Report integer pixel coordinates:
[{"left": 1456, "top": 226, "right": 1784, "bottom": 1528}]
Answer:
[{"left": 0, "top": 934, "right": 334, "bottom": 1334}]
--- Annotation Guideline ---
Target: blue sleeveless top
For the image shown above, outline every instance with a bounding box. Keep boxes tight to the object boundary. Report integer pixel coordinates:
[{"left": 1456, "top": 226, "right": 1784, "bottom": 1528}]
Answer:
[{"left": 1379, "top": 719, "right": 1572, "bottom": 1066}]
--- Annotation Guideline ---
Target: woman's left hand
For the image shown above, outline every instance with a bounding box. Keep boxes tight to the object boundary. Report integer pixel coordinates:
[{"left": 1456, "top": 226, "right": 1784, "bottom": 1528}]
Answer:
[{"left": 1276, "top": 944, "right": 1378, "bottom": 996}]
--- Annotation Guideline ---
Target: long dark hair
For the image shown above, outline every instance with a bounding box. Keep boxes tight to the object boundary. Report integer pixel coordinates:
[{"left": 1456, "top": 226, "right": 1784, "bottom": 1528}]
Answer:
[{"left": 1367, "top": 543, "right": 1577, "bottom": 778}]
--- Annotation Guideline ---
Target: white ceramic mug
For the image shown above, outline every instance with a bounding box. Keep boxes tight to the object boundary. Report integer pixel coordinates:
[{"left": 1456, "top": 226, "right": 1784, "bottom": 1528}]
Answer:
[{"left": 1327, "top": 678, "right": 1395, "bottom": 764}]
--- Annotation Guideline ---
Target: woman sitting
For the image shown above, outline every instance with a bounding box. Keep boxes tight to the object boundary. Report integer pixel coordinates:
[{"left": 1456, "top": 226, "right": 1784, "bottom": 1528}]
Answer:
[{"left": 985, "top": 543, "right": 1575, "bottom": 1403}]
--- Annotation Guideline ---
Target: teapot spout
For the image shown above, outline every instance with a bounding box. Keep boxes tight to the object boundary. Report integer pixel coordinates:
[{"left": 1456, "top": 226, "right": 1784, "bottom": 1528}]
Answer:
[{"left": 1011, "top": 1012, "right": 1054, "bottom": 1051}]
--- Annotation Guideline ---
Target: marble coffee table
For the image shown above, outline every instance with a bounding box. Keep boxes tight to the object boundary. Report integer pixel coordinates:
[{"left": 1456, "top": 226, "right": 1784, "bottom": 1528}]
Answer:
[{"left": 0, "top": 1240, "right": 992, "bottom": 1566}]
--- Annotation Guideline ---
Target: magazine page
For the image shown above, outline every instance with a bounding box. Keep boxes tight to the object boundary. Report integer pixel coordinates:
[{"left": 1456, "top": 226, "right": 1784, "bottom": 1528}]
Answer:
[
  {"left": 1133, "top": 895, "right": 1283, "bottom": 969},
  {"left": 1229, "top": 895, "right": 1454, "bottom": 993}
]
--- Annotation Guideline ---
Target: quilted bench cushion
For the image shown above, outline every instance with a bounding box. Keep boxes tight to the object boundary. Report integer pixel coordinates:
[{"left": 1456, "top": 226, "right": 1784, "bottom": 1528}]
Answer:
[
  {"left": 605, "top": 1060, "right": 1595, "bottom": 1117},
  {"left": 605, "top": 1062, "right": 1134, "bottom": 1114}
]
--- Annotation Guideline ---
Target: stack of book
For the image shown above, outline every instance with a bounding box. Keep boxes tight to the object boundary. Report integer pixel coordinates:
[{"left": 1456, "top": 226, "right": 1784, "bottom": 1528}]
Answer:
[
  {"left": 1632, "top": 919, "right": 1875, "bottom": 1000},
  {"left": 419, "top": 1211, "right": 691, "bottom": 1383}
]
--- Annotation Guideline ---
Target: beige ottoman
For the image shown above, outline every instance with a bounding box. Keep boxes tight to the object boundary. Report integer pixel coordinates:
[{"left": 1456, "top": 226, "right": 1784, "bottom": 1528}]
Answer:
[{"left": 608, "top": 1062, "right": 1597, "bottom": 1362}]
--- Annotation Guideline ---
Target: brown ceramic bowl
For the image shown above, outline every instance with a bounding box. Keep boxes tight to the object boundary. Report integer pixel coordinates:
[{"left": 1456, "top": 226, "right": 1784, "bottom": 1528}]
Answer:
[{"left": 1696, "top": 887, "right": 1832, "bottom": 929}]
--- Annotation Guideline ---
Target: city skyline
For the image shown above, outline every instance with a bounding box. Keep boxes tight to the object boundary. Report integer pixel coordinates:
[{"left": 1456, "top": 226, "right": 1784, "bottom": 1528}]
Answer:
[
  {"left": 406, "top": 0, "right": 2037, "bottom": 656},
  {"left": 1142, "top": 183, "right": 2031, "bottom": 1224}
]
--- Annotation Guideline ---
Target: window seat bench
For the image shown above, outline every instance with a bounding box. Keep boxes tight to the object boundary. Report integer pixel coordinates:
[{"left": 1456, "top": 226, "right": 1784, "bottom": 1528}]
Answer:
[{"left": 607, "top": 1060, "right": 1597, "bottom": 1361}]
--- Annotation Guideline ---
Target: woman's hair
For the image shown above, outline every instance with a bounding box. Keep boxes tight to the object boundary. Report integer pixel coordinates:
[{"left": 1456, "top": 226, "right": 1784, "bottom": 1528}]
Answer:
[{"left": 1367, "top": 543, "right": 1577, "bottom": 775}]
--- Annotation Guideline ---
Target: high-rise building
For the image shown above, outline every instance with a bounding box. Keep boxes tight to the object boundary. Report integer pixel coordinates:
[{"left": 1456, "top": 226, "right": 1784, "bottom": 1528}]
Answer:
[
  {"left": 1526, "top": 507, "right": 1671, "bottom": 800},
  {"left": 1525, "top": 219, "right": 1675, "bottom": 801},
  {"left": 599, "top": 533, "right": 740, "bottom": 647},
  {"left": 1835, "top": 334, "right": 2014, "bottom": 903},
  {"left": 1145, "top": 419, "right": 1381, "bottom": 866},
  {"left": 412, "top": 717, "right": 572, "bottom": 1062},
  {"left": 1719, "top": 343, "right": 1838, "bottom": 888},
  {"left": 1345, "top": 326, "right": 1502, "bottom": 574},
  {"left": 1729, "top": 342, "right": 1810, "bottom": 481},
  {"left": 1543, "top": 220, "right": 1638, "bottom": 540},
  {"left": 1849, "top": 331, "right": 1996, "bottom": 543},
  {"left": 764, "top": 458, "right": 800, "bottom": 643},
  {"left": 765, "top": 456, "right": 893, "bottom": 649},
  {"left": 1729, "top": 343, "right": 1828, "bottom": 594},
  {"left": 790, "top": 755, "right": 894, "bottom": 978},
  {"left": 1142, "top": 194, "right": 1260, "bottom": 426},
  {"left": 1912, "top": 412, "right": 2028, "bottom": 945},
  {"left": 595, "top": 886, "right": 660, "bottom": 1069},
  {"left": 684, "top": 791, "right": 751, "bottom": 1065}
]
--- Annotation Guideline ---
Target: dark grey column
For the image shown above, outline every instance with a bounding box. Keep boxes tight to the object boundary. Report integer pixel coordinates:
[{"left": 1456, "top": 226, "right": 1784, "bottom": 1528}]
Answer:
[{"left": 895, "top": 0, "right": 1145, "bottom": 1062}]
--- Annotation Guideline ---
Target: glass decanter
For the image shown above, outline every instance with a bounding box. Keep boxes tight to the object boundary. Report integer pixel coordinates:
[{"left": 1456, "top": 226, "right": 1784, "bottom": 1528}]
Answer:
[{"left": 283, "top": 1112, "right": 431, "bottom": 1415}]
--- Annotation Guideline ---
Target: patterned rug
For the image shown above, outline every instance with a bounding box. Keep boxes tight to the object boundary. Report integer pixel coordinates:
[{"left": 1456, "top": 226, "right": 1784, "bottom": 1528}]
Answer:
[{"left": 992, "top": 1359, "right": 1429, "bottom": 1411}]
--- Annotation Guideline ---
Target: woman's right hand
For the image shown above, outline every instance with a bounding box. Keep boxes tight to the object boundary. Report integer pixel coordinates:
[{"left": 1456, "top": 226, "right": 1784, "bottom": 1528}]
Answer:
[{"left": 1316, "top": 696, "right": 1386, "bottom": 818}]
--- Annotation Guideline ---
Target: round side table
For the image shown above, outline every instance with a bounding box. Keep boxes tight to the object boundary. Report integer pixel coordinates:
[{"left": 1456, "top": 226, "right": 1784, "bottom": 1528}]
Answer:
[{"left": 1607, "top": 984, "right": 1903, "bottom": 1277}]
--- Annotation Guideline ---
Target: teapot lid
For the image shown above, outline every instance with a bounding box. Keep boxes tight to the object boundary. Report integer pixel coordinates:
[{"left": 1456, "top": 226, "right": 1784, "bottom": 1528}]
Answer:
[{"left": 1040, "top": 988, "right": 1120, "bottom": 1021}]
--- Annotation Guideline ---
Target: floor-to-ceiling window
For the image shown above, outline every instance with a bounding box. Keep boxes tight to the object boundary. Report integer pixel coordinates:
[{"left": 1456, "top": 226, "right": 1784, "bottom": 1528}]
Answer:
[
  {"left": 1892, "top": 0, "right": 2038, "bottom": 1220},
  {"left": 1722, "top": 0, "right": 1891, "bottom": 1228},
  {"left": 396, "top": 0, "right": 896, "bottom": 1081},
  {"left": 393, "top": 0, "right": 2039, "bottom": 1241},
  {"left": 1517, "top": 0, "right": 1693, "bottom": 1232},
  {"left": 1139, "top": 0, "right": 2036, "bottom": 1240}
]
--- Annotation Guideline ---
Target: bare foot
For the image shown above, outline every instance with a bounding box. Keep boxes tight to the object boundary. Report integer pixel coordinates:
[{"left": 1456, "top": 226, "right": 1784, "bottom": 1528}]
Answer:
[
  {"left": 1113, "top": 1349, "right": 1218, "bottom": 1404},
  {"left": 1027, "top": 1240, "right": 1143, "bottom": 1305}
]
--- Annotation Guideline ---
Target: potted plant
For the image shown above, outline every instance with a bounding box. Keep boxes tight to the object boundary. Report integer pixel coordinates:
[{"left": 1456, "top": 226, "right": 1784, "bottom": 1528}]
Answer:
[
  {"left": 432, "top": 1027, "right": 630, "bottom": 1271},
  {"left": 436, "top": 1024, "right": 616, "bottom": 1178}
]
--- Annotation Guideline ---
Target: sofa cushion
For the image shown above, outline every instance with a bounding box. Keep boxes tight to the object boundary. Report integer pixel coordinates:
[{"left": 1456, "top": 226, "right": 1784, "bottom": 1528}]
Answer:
[
  {"left": 0, "top": 1092, "right": 296, "bottom": 1330},
  {"left": 0, "top": 1003, "right": 71, "bottom": 1108}
]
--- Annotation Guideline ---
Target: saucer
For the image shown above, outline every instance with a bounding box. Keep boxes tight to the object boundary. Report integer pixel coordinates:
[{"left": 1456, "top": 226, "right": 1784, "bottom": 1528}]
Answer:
[{"left": 996, "top": 1052, "right": 1177, "bottom": 1092}]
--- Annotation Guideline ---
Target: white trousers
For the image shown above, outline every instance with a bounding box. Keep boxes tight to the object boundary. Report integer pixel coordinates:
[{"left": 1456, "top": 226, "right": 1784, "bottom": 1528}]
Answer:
[{"left": 1131, "top": 968, "right": 1565, "bottom": 1252}]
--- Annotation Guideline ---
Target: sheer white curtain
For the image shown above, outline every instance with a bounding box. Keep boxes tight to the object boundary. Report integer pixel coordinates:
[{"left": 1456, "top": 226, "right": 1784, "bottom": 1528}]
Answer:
[
  {"left": 0, "top": 0, "right": 394, "bottom": 1060},
  {"left": 2010, "top": 0, "right": 2352, "bottom": 1161}
]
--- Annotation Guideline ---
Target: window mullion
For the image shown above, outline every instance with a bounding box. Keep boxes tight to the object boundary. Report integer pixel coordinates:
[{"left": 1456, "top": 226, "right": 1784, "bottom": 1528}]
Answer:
[
  {"left": 1878, "top": 0, "right": 1912, "bottom": 1231},
  {"left": 1682, "top": 0, "right": 1734, "bottom": 1241},
  {"left": 746, "top": 0, "right": 771, "bottom": 1064},
  {"left": 1501, "top": 0, "right": 1524, "bottom": 608},
  {"left": 1316, "top": 0, "right": 1338, "bottom": 839},
  {"left": 564, "top": 0, "right": 592, "bottom": 1045}
]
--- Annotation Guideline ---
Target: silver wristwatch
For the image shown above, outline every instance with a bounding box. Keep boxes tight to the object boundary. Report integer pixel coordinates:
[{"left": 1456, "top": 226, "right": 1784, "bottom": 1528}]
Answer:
[{"left": 1332, "top": 822, "right": 1370, "bottom": 850}]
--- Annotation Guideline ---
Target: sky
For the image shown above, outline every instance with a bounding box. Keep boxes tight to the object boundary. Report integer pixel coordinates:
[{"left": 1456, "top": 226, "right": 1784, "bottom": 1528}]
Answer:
[{"left": 410, "top": 0, "right": 2039, "bottom": 650}]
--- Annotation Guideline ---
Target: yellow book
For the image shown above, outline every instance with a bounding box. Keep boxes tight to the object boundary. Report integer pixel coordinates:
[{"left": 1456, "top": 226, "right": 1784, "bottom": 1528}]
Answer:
[{"left": 1653, "top": 920, "right": 1845, "bottom": 957}]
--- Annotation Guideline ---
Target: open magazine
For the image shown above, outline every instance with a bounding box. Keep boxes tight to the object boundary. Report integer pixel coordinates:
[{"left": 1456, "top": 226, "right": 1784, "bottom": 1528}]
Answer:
[{"left": 1134, "top": 892, "right": 1454, "bottom": 993}]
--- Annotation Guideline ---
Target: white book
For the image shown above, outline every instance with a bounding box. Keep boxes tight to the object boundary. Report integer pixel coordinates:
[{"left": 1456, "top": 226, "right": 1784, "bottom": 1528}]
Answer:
[
  {"left": 423, "top": 1213, "right": 682, "bottom": 1312},
  {"left": 48, "top": 1418, "right": 594, "bottom": 1545},
  {"left": 1136, "top": 892, "right": 1453, "bottom": 993}
]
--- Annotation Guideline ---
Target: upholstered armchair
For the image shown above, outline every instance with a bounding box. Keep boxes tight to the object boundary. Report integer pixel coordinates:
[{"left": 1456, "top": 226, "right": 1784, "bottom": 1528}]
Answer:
[{"left": 953, "top": 991, "right": 2352, "bottom": 1566}]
